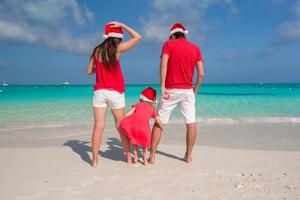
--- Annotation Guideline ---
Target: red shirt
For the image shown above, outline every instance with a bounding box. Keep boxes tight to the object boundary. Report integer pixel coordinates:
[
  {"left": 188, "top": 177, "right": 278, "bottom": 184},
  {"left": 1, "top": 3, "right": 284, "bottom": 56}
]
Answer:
[
  {"left": 93, "top": 57, "right": 125, "bottom": 93},
  {"left": 161, "top": 38, "right": 203, "bottom": 89}
]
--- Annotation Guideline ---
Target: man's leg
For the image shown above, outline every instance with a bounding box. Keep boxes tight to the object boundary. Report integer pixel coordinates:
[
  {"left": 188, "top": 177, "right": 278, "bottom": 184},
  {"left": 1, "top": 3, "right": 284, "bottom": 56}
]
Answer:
[
  {"left": 149, "top": 122, "right": 163, "bottom": 164},
  {"left": 184, "top": 122, "right": 196, "bottom": 163},
  {"left": 150, "top": 90, "right": 178, "bottom": 164},
  {"left": 178, "top": 89, "right": 196, "bottom": 163}
]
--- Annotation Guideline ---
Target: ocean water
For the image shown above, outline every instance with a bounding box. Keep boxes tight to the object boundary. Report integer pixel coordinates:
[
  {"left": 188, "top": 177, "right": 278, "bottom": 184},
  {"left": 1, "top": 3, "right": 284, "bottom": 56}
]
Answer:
[{"left": 1, "top": 84, "right": 300, "bottom": 125}]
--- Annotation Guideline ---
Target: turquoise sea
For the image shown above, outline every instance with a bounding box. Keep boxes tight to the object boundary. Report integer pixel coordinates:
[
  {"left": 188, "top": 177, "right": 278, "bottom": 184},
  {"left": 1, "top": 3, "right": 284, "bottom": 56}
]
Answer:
[{"left": 1, "top": 84, "right": 300, "bottom": 125}]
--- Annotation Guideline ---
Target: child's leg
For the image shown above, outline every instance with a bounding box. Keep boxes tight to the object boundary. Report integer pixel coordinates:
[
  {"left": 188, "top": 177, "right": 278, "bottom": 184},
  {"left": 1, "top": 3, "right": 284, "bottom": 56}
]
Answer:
[
  {"left": 126, "top": 144, "right": 132, "bottom": 164},
  {"left": 142, "top": 147, "right": 148, "bottom": 165},
  {"left": 133, "top": 145, "right": 138, "bottom": 163}
]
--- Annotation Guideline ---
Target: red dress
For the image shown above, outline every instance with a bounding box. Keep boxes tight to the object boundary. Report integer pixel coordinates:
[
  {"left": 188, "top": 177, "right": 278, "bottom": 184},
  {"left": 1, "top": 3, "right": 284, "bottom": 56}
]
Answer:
[{"left": 119, "top": 102, "right": 157, "bottom": 148}]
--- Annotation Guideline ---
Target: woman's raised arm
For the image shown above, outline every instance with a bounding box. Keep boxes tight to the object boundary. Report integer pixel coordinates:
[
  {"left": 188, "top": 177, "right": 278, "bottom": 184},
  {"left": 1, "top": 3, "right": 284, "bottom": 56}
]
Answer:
[{"left": 109, "top": 21, "right": 141, "bottom": 53}]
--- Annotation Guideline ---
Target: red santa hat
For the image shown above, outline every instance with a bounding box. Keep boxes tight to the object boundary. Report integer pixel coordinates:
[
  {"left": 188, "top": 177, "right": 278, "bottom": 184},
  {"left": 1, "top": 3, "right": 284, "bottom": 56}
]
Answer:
[
  {"left": 169, "top": 22, "right": 188, "bottom": 36},
  {"left": 140, "top": 87, "right": 157, "bottom": 103},
  {"left": 103, "top": 23, "right": 123, "bottom": 39}
]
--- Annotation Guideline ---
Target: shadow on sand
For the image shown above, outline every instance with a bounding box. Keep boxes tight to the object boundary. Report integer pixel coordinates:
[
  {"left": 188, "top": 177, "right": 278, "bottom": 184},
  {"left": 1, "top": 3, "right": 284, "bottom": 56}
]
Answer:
[
  {"left": 64, "top": 137, "right": 184, "bottom": 165},
  {"left": 63, "top": 137, "right": 124, "bottom": 166}
]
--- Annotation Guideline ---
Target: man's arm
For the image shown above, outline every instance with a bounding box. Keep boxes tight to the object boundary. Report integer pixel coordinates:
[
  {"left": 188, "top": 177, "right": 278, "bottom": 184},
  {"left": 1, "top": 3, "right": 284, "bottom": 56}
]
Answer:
[
  {"left": 160, "top": 54, "right": 170, "bottom": 99},
  {"left": 193, "top": 61, "right": 204, "bottom": 95}
]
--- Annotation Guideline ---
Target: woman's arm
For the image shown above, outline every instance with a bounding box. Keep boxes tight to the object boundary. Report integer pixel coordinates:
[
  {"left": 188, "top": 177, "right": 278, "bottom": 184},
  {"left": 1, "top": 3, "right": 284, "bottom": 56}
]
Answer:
[
  {"left": 110, "top": 21, "right": 141, "bottom": 54},
  {"left": 86, "top": 58, "right": 95, "bottom": 75},
  {"left": 193, "top": 61, "right": 204, "bottom": 95}
]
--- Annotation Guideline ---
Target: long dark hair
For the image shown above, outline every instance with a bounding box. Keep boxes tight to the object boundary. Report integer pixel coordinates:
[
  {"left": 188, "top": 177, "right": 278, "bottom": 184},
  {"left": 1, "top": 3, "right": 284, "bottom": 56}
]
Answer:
[
  {"left": 169, "top": 32, "right": 186, "bottom": 40},
  {"left": 91, "top": 37, "right": 122, "bottom": 70}
]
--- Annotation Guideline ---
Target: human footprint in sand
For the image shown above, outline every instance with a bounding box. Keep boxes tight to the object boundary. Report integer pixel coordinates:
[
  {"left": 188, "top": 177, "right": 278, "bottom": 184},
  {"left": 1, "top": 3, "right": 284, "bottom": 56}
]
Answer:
[
  {"left": 119, "top": 87, "right": 163, "bottom": 165},
  {"left": 149, "top": 22, "right": 205, "bottom": 164}
]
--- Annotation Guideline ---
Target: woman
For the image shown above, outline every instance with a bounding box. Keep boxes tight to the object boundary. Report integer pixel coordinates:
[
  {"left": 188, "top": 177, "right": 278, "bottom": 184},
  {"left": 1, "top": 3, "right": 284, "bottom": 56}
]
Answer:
[{"left": 87, "top": 21, "right": 141, "bottom": 167}]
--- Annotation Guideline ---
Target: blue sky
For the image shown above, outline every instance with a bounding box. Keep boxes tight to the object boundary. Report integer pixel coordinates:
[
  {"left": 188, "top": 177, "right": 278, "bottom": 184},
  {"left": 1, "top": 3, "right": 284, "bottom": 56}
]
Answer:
[{"left": 0, "top": 0, "right": 300, "bottom": 84}]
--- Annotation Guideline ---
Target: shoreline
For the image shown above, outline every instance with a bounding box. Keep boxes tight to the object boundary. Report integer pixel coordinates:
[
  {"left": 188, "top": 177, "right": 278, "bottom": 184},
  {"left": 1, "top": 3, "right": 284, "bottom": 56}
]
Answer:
[{"left": 0, "top": 122, "right": 299, "bottom": 151}]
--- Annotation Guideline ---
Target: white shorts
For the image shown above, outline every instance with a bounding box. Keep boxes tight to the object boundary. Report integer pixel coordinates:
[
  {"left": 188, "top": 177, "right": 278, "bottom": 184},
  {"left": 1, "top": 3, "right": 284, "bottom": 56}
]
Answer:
[
  {"left": 157, "top": 89, "right": 195, "bottom": 124},
  {"left": 93, "top": 89, "right": 125, "bottom": 109}
]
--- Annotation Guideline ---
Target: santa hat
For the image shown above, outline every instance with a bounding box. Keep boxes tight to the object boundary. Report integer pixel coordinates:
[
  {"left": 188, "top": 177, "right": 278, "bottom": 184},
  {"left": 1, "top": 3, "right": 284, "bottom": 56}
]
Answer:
[
  {"left": 169, "top": 22, "right": 188, "bottom": 36},
  {"left": 140, "top": 87, "right": 157, "bottom": 103},
  {"left": 103, "top": 23, "right": 123, "bottom": 39}
]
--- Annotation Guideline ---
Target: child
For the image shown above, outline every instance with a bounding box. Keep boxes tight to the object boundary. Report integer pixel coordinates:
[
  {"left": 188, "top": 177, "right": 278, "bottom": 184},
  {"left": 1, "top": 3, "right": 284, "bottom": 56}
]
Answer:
[{"left": 119, "top": 87, "right": 163, "bottom": 165}]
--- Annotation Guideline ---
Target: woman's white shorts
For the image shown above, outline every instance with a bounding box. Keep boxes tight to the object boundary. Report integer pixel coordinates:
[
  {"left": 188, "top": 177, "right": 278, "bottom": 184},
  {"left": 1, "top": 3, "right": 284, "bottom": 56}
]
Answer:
[{"left": 93, "top": 89, "right": 125, "bottom": 109}]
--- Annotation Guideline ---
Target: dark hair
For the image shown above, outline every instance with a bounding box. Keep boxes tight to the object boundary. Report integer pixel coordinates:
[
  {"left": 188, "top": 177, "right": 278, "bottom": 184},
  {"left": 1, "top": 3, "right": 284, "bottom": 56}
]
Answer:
[
  {"left": 169, "top": 32, "right": 186, "bottom": 40},
  {"left": 90, "top": 37, "right": 122, "bottom": 70}
]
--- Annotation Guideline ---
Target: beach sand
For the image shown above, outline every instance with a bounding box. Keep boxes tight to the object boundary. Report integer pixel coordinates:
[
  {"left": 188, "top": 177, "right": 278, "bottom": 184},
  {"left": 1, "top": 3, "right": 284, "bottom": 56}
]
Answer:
[{"left": 0, "top": 122, "right": 299, "bottom": 200}]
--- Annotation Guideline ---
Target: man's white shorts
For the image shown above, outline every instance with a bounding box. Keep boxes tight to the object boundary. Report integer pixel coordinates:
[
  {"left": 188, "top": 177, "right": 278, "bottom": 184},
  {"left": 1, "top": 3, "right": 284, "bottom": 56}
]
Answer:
[
  {"left": 157, "top": 89, "right": 195, "bottom": 124},
  {"left": 93, "top": 89, "right": 125, "bottom": 109}
]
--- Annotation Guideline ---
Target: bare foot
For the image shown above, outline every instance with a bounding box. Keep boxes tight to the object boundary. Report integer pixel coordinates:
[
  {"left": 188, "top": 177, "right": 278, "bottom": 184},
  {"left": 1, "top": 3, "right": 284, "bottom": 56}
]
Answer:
[
  {"left": 133, "top": 157, "right": 138, "bottom": 163},
  {"left": 91, "top": 159, "right": 98, "bottom": 167},
  {"left": 148, "top": 153, "right": 155, "bottom": 164},
  {"left": 133, "top": 152, "right": 138, "bottom": 163},
  {"left": 126, "top": 157, "right": 133, "bottom": 164},
  {"left": 143, "top": 158, "right": 149, "bottom": 166},
  {"left": 126, "top": 153, "right": 133, "bottom": 164},
  {"left": 184, "top": 153, "right": 192, "bottom": 164}
]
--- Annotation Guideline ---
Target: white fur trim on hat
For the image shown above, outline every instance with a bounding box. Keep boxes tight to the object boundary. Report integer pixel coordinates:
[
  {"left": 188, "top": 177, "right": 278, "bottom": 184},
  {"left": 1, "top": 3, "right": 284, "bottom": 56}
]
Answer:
[
  {"left": 103, "top": 33, "right": 123, "bottom": 39},
  {"left": 108, "top": 32, "right": 123, "bottom": 38},
  {"left": 169, "top": 28, "right": 188, "bottom": 36},
  {"left": 140, "top": 95, "right": 154, "bottom": 103}
]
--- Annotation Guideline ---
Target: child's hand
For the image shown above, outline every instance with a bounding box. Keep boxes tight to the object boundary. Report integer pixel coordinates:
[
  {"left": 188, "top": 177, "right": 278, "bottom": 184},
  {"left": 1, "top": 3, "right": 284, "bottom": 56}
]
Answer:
[
  {"left": 125, "top": 107, "right": 136, "bottom": 117},
  {"left": 155, "top": 117, "right": 164, "bottom": 131}
]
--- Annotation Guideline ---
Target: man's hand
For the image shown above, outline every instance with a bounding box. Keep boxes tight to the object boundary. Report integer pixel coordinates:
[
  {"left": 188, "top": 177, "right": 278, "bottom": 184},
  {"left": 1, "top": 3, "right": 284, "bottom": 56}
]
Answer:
[
  {"left": 161, "top": 87, "right": 170, "bottom": 100},
  {"left": 193, "top": 86, "right": 199, "bottom": 96}
]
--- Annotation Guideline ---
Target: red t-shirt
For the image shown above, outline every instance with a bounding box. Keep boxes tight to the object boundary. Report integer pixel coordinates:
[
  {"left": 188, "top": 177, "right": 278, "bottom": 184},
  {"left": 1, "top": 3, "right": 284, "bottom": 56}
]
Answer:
[
  {"left": 161, "top": 38, "right": 203, "bottom": 89},
  {"left": 93, "top": 56, "right": 125, "bottom": 93}
]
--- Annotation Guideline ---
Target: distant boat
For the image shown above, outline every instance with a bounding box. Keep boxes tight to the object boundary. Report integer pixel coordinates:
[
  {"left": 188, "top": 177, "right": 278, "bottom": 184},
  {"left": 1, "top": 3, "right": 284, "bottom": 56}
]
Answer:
[
  {"left": 2, "top": 80, "right": 8, "bottom": 86},
  {"left": 60, "top": 82, "right": 70, "bottom": 85}
]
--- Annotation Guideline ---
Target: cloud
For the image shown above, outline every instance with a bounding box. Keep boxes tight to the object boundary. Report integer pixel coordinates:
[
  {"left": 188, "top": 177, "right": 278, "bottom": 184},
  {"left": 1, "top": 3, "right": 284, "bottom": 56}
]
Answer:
[
  {"left": 258, "top": 0, "right": 300, "bottom": 57},
  {"left": 270, "top": 0, "right": 286, "bottom": 5},
  {"left": 218, "top": 53, "right": 240, "bottom": 61},
  {"left": 276, "top": 21, "right": 300, "bottom": 45},
  {"left": 0, "top": 0, "right": 97, "bottom": 55},
  {"left": 0, "top": 20, "right": 37, "bottom": 43},
  {"left": 273, "top": 0, "right": 300, "bottom": 45},
  {"left": 140, "top": 0, "right": 238, "bottom": 43}
]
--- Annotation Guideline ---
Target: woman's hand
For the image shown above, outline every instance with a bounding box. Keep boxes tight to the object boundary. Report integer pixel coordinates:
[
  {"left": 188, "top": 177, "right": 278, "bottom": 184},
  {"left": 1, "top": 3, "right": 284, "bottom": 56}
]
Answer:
[{"left": 114, "top": 22, "right": 141, "bottom": 53}]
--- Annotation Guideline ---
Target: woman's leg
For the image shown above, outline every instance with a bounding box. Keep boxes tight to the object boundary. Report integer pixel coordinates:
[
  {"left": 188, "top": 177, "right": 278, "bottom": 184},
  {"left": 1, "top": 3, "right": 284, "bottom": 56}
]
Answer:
[
  {"left": 111, "top": 108, "right": 132, "bottom": 163},
  {"left": 132, "top": 145, "right": 138, "bottom": 163},
  {"left": 91, "top": 107, "right": 107, "bottom": 167}
]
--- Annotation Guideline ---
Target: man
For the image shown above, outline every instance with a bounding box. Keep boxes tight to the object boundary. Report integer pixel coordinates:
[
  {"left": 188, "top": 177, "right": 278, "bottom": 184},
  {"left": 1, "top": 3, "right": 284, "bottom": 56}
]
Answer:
[{"left": 149, "top": 22, "right": 205, "bottom": 164}]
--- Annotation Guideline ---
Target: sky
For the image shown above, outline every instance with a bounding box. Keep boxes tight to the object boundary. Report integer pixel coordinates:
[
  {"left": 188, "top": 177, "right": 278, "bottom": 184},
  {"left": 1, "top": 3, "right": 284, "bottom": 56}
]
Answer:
[{"left": 0, "top": 0, "right": 300, "bottom": 85}]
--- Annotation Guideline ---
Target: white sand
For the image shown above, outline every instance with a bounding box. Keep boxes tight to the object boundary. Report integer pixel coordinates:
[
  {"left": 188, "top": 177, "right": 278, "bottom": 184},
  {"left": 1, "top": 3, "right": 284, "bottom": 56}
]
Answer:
[{"left": 0, "top": 122, "right": 299, "bottom": 200}]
